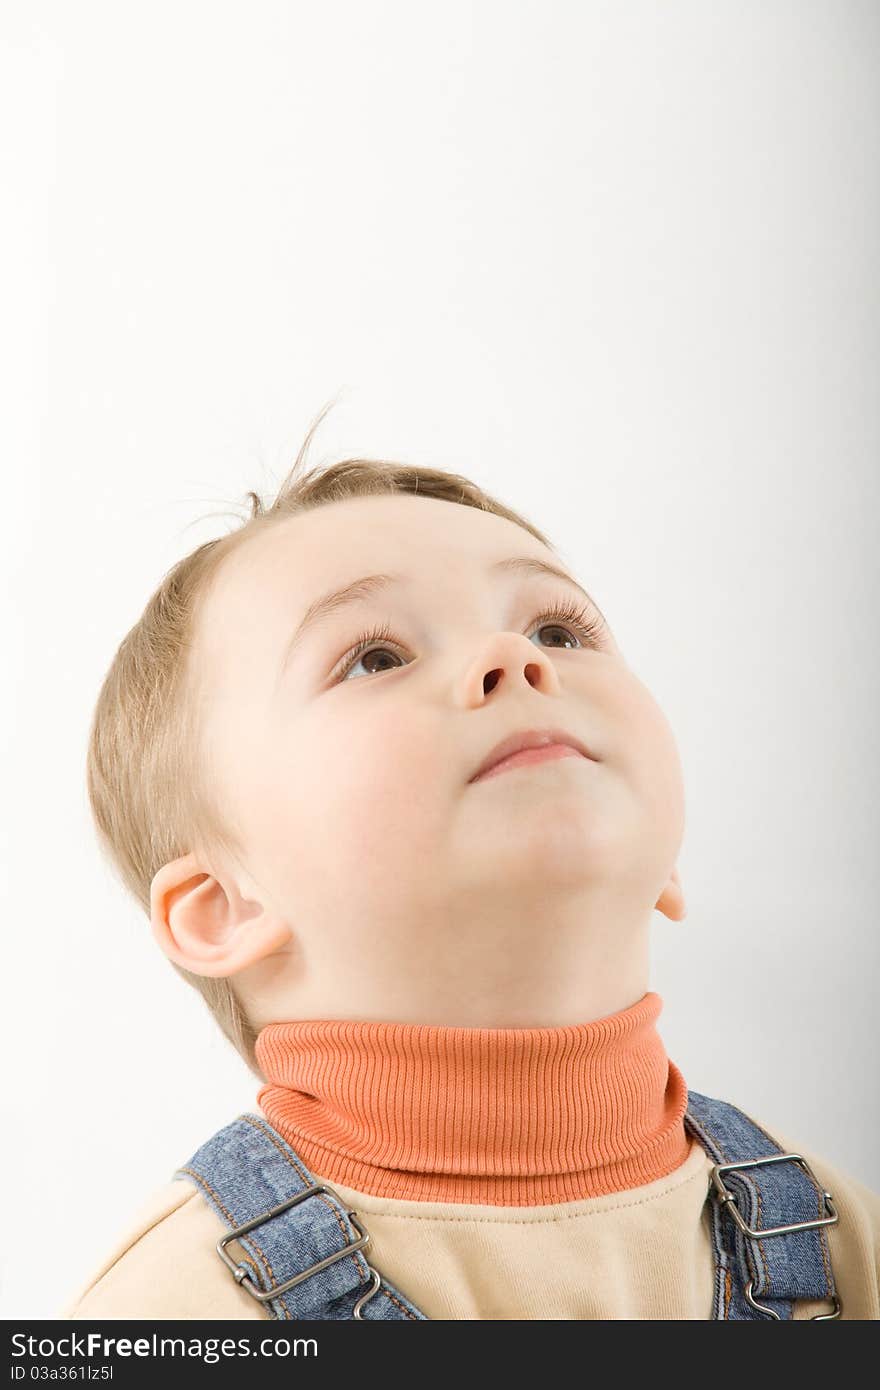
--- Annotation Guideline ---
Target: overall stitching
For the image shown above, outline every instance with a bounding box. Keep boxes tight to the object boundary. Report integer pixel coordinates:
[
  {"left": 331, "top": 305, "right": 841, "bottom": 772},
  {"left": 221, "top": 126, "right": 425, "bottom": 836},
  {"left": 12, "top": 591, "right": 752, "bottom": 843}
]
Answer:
[
  {"left": 239, "top": 1114, "right": 418, "bottom": 1319},
  {"left": 175, "top": 1166, "right": 281, "bottom": 1313},
  {"left": 727, "top": 1109, "right": 834, "bottom": 1291}
]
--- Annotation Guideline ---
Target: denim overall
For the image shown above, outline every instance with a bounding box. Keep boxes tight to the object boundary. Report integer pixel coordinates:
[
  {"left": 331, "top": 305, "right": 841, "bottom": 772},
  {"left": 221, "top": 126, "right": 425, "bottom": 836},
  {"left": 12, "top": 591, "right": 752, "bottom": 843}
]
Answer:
[{"left": 173, "top": 1090, "right": 842, "bottom": 1320}]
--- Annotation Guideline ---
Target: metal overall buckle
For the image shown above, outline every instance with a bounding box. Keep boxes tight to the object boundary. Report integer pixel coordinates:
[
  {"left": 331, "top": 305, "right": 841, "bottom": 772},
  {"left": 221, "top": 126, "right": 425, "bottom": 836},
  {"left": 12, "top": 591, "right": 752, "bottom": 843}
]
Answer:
[
  {"left": 216, "top": 1182, "right": 382, "bottom": 1318},
  {"left": 710, "top": 1152, "right": 842, "bottom": 1319}
]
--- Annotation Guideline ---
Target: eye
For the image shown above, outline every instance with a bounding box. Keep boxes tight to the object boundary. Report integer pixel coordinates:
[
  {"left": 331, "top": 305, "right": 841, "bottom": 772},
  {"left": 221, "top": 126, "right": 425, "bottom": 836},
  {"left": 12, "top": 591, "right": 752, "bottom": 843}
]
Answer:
[{"left": 330, "top": 597, "right": 607, "bottom": 684}]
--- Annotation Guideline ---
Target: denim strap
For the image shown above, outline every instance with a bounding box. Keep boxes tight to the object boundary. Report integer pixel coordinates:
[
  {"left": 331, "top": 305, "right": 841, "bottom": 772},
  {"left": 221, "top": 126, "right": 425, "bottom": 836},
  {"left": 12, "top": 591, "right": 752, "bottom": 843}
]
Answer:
[
  {"left": 173, "top": 1112, "right": 427, "bottom": 1319},
  {"left": 684, "top": 1090, "right": 840, "bottom": 1319},
  {"left": 175, "top": 1095, "right": 841, "bottom": 1320}
]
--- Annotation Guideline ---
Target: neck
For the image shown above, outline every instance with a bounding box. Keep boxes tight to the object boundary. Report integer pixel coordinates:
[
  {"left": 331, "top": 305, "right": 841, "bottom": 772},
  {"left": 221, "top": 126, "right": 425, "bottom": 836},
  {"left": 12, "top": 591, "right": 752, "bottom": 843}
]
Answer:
[{"left": 254, "top": 990, "right": 691, "bottom": 1206}]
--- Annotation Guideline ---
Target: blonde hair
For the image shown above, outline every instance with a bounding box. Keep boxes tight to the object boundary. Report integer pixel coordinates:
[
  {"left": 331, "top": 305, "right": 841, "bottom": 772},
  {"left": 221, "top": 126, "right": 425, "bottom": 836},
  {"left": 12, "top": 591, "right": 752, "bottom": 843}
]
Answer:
[{"left": 85, "top": 402, "right": 555, "bottom": 1077}]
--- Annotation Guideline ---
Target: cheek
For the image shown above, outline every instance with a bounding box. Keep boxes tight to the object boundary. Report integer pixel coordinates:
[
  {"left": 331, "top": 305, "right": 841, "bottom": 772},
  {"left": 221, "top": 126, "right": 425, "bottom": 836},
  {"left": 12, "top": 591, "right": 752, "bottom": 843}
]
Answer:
[
  {"left": 620, "top": 685, "right": 686, "bottom": 833},
  {"left": 295, "top": 704, "right": 447, "bottom": 858},
  {"left": 591, "top": 665, "right": 683, "bottom": 810}
]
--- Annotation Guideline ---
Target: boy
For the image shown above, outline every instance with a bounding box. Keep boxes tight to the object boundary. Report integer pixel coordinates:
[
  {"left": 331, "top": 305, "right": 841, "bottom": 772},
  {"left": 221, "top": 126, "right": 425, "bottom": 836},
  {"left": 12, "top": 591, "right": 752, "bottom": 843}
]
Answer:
[{"left": 62, "top": 417, "right": 880, "bottom": 1320}]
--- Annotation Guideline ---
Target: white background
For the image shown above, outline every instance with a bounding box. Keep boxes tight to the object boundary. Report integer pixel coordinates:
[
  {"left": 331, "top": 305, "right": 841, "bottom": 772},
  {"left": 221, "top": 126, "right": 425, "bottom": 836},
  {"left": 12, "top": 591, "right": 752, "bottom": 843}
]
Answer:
[{"left": 2, "top": 0, "right": 877, "bottom": 1320}]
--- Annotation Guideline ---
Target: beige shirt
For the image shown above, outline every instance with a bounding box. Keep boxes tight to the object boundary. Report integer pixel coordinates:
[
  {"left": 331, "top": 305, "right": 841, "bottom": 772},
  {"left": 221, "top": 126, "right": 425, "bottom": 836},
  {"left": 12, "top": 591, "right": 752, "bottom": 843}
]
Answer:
[{"left": 60, "top": 1117, "right": 880, "bottom": 1320}]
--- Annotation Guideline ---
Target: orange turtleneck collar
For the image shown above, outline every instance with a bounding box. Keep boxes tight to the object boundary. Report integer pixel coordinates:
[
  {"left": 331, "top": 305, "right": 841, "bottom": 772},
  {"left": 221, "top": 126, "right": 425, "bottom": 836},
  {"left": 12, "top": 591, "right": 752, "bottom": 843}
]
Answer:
[{"left": 254, "top": 990, "right": 691, "bottom": 1207}]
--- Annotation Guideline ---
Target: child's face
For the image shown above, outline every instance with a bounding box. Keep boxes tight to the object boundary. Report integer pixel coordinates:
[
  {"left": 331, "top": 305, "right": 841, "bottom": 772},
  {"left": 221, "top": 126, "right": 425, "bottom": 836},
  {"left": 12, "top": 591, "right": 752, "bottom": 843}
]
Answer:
[{"left": 185, "top": 492, "right": 685, "bottom": 1027}]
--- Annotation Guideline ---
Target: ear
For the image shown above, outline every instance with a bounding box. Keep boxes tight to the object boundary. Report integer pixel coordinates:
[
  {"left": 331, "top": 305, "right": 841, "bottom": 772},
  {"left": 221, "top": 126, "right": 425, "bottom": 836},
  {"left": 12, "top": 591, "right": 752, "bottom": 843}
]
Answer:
[
  {"left": 655, "top": 863, "right": 687, "bottom": 922},
  {"left": 150, "top": 851, "right": 292, "bottom": 978}
]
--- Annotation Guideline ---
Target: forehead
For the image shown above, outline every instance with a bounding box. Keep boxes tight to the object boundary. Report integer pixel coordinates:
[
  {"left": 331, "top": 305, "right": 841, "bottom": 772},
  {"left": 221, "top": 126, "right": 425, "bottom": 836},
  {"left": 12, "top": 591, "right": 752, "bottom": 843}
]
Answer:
[
  {"left": 195, "top": 492, "right": 558, "bottom": 687},
  {"left": 206, "top": 492, "right": 554, "bottom": 616}
]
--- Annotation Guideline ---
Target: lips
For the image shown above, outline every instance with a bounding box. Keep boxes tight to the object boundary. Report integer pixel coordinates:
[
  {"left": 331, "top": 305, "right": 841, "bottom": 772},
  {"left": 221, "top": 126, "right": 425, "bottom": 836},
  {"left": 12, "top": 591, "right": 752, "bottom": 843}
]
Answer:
[{"left": 468, "top": 727, "right": 597, "bottom": 784}]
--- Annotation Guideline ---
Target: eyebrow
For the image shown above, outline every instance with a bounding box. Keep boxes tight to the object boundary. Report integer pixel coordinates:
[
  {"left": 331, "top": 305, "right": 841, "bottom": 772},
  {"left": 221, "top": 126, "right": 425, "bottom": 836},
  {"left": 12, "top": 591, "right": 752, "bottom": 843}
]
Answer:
[{"left": 276, "top": 555, "right": 604, "bottom": 682}]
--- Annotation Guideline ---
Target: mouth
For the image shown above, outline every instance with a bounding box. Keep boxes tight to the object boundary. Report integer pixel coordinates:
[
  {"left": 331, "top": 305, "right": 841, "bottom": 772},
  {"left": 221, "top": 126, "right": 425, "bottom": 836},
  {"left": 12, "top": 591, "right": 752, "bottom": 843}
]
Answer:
[{"left": 468, "top": 726, "right": 598, "bottom": 784}]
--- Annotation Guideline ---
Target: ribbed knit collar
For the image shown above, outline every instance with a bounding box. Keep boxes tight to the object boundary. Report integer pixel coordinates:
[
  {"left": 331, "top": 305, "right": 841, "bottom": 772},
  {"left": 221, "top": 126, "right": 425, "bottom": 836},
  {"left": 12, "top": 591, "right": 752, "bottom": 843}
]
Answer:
[{"left": 254, "top": 990, "right": 691, "bottom": 1207}]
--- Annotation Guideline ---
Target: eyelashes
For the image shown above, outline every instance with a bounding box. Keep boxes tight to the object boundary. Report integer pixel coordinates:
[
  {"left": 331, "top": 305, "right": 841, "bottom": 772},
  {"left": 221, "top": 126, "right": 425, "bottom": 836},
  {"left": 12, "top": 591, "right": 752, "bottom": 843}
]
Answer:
[{"left": 330, "top": 596, "right": 607, "bottom": 684}]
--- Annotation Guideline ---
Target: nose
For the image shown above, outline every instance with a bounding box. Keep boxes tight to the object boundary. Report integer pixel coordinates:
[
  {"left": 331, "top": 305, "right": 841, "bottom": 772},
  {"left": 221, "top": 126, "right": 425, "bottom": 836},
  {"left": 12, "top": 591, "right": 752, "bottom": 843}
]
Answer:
[{"left": 459, "top": 630, "right": 562, "bottom": 703}]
